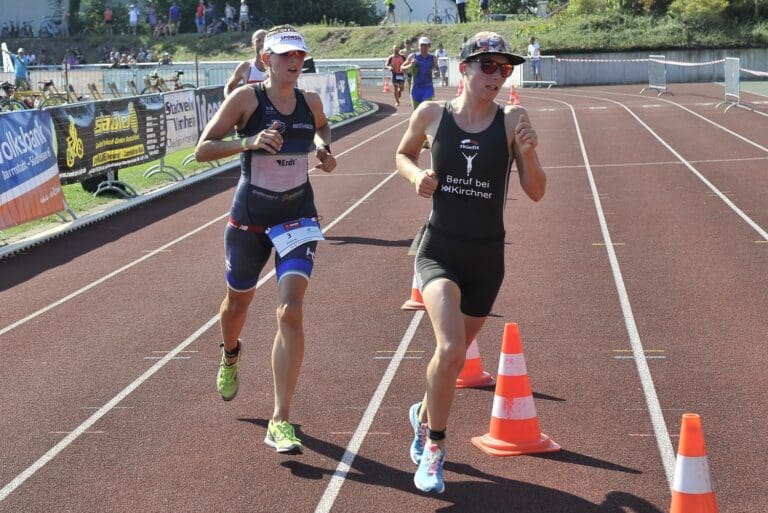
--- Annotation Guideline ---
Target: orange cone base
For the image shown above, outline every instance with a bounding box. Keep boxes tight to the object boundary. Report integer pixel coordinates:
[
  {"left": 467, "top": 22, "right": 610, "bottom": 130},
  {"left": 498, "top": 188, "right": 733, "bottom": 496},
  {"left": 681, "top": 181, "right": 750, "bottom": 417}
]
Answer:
[
  {"left": 670, "top": 491, "right": 718, "bottom": 513},
  {"left": 401, "top": 299, "right": 426, "bottom": 311},
  {"left": 471, "top": 432, "right": 561, "bottom": 456},
  {"left": 456, "top": 371, "right": 495, "bottom": 388}
]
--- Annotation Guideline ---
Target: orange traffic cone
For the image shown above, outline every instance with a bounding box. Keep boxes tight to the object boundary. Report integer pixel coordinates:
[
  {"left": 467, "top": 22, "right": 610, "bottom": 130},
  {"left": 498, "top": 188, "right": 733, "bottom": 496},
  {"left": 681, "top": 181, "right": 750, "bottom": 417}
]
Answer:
[
  {"left": 456, "top": 338, "right": 495, "bottom": 388},
  {"left": 507, "top": 85, "right": 520, "bottom": 105},
  {"left": 456, "top": 80, "right": 464, "bottom": 96},
  {"left": 383, "top": 77, "right": 391, "bottom": 93},
  {"left": 471, "top": 323, "right": 560, "bottom": 456},
  {"left": 401, "top": 273, "right": 425, "bottom": 311},
  {"left": 670, "top": 413, "right": 719, "bottom": 513}
]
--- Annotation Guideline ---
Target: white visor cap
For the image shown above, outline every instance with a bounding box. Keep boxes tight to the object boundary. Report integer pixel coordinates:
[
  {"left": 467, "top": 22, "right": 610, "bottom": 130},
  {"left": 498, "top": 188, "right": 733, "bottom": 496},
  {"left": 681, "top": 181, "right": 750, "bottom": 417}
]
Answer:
[{"left": 263, "top": 31, "right": 310, "bottom": 54}]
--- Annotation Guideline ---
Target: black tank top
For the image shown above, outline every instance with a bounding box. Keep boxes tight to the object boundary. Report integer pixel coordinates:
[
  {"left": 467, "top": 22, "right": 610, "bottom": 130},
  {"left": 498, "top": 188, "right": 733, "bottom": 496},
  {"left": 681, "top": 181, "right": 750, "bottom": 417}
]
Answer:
[
  {"left": 429, "top": 102, "right": 511, "bottom": 240},
  {"left": 230, "top": 84, "right": 317, "bottom": 226}
]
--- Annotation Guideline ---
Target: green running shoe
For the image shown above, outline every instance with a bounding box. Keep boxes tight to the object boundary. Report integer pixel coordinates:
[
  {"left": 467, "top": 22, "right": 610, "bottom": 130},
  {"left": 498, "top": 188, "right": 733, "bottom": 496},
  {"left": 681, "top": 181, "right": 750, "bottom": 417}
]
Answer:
[
  {"left": 264, "top": 420, "right": 303, "bottom": 454},
  {"left": 216, "top": 344, "right": 240, "bottom": 401}
]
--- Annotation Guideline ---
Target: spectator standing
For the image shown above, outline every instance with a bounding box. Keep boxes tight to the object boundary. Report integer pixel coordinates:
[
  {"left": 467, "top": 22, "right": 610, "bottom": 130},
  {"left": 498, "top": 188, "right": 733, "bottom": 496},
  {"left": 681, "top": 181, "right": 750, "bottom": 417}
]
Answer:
[
  {"left": 196, "top": 0, "right": 206, "bottom": 34},
  {"left": 104, "top": 6, "right": 114, "bottom": 36},
  {"left": 480, "top": 0, "right": 491, "bottom": 21},
  {"left": 169, "top": 1, "right": 182, "bottom": 35},
  {"left": 239, "top": 0, "right": 249, "bottom": 31},
  {"left": 380, "top": 0, "right": 396, "bottom": 25},
  {"left": 2, "top": 48, "right": 30, "bottom": 90},
  {"left": 224, "top": 1, "right": 236, "bottom": 31},
  {"left": 527, "top": 36, "right": 542, "bottom": 83},
  {"left": 147, "top": 4, "right": 158, "bottom": 30},
  {"left": 456, "top": 0, "right": 467, "bottom": 22},
  {"left": 402, "top": 38, "right": 414, "bottom": 95},
  {"left": 436, "top": 43, "right": 449, "bottom": 87},
  {"left": 129, "top": 4, "right": 140, "bottom": 35},
  {"left": 225, "top": 29, "right": 267, "bottom": 96}
]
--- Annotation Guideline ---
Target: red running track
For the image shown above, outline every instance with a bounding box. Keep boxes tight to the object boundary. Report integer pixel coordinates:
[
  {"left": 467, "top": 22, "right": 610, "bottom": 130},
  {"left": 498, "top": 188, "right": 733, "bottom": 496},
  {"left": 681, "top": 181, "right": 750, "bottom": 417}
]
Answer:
[{"left": 1, "top": 83, "right": 766, "bottom": 513}]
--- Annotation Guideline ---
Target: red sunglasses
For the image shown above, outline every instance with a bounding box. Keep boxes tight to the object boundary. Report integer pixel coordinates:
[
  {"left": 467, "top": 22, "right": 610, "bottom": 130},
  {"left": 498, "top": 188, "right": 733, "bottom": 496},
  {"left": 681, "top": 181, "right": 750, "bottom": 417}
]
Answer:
[
  {"left": 278, "top": 50, "right": 307, "bottom": 59},
  {"left": 472, "top": 59, "right": 514, "bottom": 78}
]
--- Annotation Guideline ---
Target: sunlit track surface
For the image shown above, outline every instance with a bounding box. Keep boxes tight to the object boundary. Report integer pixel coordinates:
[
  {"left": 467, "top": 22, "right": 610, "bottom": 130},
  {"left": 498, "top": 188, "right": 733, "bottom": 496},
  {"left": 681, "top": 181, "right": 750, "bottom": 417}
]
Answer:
[{"left": 0, "top": 84, "right": 765, "bottom": 513}]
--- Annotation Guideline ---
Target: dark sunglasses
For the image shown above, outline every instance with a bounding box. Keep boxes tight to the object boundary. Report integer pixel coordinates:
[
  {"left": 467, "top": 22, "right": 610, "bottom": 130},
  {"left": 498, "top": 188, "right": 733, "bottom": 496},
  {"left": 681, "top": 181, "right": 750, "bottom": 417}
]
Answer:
[{"left": 471, "top": 59, "right": 514, "bottom": 78}]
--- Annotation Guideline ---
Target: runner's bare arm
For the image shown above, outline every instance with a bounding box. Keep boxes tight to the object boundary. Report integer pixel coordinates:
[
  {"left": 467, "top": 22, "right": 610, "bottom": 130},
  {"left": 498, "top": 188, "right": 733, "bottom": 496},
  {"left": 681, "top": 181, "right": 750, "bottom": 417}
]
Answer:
[
  {"left": 396, "top": 102, "right": 441, "bottom": 197},
  {"left": 195, "top": 86, "right": 262, "bottom": 161},
  {"left": 506, "top": 106, "right": 546, "bottom": 201},
  {"left": 224, "top": 61, "right": 249, "bottom": 97}
]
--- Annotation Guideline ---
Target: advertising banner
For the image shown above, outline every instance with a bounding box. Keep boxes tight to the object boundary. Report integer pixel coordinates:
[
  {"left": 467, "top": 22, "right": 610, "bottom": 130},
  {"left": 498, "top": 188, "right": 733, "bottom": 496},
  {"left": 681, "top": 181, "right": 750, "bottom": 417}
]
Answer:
[
  {"left": 334, "top": 70, "right": 354, "bottom": 114},
  {"left": 346, "top": 68, "right": 360, "bottom": 105},
  {"left": 49, "top": 95, "right": 166, "bottom": 185},
  {"left": 298, "top": 74, "right": 340, "bottom": 118},
  {"left": 0, "top": 110, "right": 64, "bottom": 229},
  {"left": 164, "top": 90, "right": 198, "bottom": 153},
  {"left": 194, "top": 86, "right": 226, "bottom": 138}
]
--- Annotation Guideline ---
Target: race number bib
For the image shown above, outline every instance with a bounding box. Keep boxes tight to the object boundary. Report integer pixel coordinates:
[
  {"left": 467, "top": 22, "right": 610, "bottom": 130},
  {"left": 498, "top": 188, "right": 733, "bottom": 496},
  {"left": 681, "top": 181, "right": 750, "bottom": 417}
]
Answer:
[
  {"left": 394, "top": 74, "right": 404, "bottom": 81},
  {"left": 266, "top": 217, "right": 324, "bottom": 257}
]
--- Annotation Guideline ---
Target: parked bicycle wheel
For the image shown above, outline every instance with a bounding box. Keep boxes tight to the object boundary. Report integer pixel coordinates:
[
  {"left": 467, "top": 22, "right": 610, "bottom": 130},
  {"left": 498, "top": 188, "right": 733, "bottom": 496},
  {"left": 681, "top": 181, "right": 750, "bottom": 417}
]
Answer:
[
  {"left": 427, "top": 13, "right": 442, "bottom": 24},
  {"left": 40, "top": 96, "right": 67, "bottom": 108},
  {"left": 444, "top": 13, "right": 457, "bottom": 23},
  {"left": 0, "top": 99, "right": 27, "bottom": 112}
]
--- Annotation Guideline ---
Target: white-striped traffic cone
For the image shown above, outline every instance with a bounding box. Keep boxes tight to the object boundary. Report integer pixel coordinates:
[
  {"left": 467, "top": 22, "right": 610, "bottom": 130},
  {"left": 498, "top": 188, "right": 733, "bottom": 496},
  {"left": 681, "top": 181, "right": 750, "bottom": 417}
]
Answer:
[
  {"left": 471, "top": 322, "right": 560, "bottom": 456},
  {"left": 670, "top": 413, "right": 718, "bottom": 513}
]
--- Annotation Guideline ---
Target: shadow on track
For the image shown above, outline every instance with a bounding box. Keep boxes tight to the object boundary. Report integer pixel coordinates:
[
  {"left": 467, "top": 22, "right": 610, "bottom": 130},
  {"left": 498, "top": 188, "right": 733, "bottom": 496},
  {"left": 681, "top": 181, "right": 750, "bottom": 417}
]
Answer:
[
  {"left": 324, "top": 235, "right": 412, "bottom": 248},
  {"left": 238, "top": 418, "right": 662, "bottom": 513}
]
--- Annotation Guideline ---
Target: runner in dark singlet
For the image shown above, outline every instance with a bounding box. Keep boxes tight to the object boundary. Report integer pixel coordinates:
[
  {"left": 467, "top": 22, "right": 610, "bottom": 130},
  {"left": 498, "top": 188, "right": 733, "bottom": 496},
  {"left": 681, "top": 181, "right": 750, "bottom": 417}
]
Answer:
[
  {"left": 195, "top": 25, "right": 336, "bottom": 455},
  {"left": 395, "top": 31, "right": 546, "bottom": 494}
]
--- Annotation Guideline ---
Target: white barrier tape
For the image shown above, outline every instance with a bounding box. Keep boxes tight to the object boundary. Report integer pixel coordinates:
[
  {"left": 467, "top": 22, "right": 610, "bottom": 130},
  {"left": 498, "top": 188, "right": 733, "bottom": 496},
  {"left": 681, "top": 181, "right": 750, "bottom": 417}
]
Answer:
[
  {"left": 491, "top": 394, "right": 537, "bottom": 420},
  {"left": 652, "top": 58, "right": 725, "bottom": 67},
  {"left": 556, "top": 58, "right": 649, "bottom": 63},
  {"left": 497, "top": 352, "right": 527, "bottom": 377},
  {"left": 672, "top": 455, "right": 714, "bottom": 494},
  {"left": 741, "top": 67, "right": 768, "bottom": 77}
]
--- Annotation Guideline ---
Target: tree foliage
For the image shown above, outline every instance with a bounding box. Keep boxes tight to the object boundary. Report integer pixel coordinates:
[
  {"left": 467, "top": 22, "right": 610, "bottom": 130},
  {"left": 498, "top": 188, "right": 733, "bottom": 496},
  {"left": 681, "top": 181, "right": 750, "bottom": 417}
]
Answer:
[{"left": 667, "top": 0, "right": 728, "bottom": 26}]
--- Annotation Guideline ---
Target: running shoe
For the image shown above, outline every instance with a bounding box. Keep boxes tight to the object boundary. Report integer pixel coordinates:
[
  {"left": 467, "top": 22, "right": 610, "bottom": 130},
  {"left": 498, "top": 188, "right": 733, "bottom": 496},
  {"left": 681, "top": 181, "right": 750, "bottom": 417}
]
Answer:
[
  {"left": 264, "top": 419, "right": 303, "bottom": 454},
  {"left": 409, "top": 402, "right": 426, "bottom": 465},
  {"left": 414, "top": 443, "right": 446, "bottom": 494},
  {"left": 216, "top": 345, "right": 240, "bottom": 401}
]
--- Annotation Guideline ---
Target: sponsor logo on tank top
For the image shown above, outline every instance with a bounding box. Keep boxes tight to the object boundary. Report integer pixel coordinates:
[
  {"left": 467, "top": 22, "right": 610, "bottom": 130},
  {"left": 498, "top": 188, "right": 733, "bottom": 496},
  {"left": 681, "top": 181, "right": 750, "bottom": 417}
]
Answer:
[
  {"left": 458, "top": 138, "right": 480, "bottom": 176},
  {"left": 267, "top": 120, "right": 287, "bottom": 133}
]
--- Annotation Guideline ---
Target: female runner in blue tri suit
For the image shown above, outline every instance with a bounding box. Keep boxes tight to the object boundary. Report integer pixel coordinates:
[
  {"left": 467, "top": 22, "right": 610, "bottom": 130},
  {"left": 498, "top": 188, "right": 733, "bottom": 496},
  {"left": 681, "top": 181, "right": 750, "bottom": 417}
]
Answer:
[{"left": 195, "top": 24, "right": 336, "bottom": 455}]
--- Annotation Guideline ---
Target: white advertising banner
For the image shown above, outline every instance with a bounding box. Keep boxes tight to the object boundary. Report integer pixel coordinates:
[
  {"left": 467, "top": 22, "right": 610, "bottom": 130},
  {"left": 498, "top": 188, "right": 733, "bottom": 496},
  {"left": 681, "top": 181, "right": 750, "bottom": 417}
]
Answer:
[{"left": 164, "top": 90, "right": 198, "bottom": 153}]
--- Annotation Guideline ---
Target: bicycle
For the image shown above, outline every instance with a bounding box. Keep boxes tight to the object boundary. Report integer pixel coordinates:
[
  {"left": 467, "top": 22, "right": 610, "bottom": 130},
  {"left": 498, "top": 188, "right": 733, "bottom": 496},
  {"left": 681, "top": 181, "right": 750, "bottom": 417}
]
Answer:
[
  {"left": 427, "top": 7, "right": 457, "bottom": 24},
  {"left": 0, "top": 81, "right": 37, "bottom": 111},
  {"left": 141, "top": 70, "right": 195, "bottom": 94}
]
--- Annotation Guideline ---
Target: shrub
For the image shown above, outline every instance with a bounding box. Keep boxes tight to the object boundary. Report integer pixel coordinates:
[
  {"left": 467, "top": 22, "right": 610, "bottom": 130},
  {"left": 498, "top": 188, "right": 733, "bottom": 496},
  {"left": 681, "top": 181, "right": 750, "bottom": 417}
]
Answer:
[{"left": 667, "top": 0, "right": 728, "bottom": 27}]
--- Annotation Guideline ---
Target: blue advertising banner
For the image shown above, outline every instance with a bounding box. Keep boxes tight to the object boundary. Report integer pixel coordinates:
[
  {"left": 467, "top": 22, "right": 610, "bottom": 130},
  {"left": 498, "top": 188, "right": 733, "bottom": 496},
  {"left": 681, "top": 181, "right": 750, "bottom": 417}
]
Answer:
[
  {"left": 0, "top": 110, "right": 64, "bottom": 229},
  {"left": 334, "top": 70, "right": 354, "bottom": 114}
]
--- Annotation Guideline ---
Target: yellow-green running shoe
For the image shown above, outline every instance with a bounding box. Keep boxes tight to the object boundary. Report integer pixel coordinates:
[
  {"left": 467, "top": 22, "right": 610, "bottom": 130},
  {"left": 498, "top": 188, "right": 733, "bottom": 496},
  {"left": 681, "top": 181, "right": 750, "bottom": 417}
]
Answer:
[
  {"left": 216, "top": 344, "right": 240, "bottom": 401},
  {"left": 264, "top": 420, "right": 303, "bottom": 454}
]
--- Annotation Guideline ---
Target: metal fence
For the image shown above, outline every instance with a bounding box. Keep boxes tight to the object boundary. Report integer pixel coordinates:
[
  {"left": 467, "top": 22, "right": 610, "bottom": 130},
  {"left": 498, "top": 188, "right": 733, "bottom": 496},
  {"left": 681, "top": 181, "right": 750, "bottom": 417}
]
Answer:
[{"left": 641, "top": 55, "right": 668, "bottom": 96}]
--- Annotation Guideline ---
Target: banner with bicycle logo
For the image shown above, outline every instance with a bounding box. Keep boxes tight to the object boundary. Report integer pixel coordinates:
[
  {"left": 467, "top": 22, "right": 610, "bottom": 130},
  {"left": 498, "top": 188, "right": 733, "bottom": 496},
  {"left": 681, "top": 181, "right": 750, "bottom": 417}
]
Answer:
[
  {"left": 0, "top": 109, "right": 64, "bottom": 229},
  {"left": 48, "top": 95, "right": 167, "bottom": 185}
]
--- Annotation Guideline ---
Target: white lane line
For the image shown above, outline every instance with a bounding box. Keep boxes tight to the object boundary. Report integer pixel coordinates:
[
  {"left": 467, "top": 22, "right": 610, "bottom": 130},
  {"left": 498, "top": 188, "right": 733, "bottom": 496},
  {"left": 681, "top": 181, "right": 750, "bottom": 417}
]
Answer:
[
  {"left": 0, "top": 118, "right": 410, "bottom": 339},
  {"left": 0, "top": 215, "right": 227, "bottom": 338},
  {"left": 545, "top": 155, "right": 768, "bottom": 171},
  {"left": 542, "top": 96, "right": 677, "bottom": 486},
  {"left": 0, "top": 119, "right": 409, "bottom": 504},
  {"left": 314, "top": 311, "right": 425, "bottom": 513},
  {"left": 587, "top": 95, "right": 768, "bottom": 242}
]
